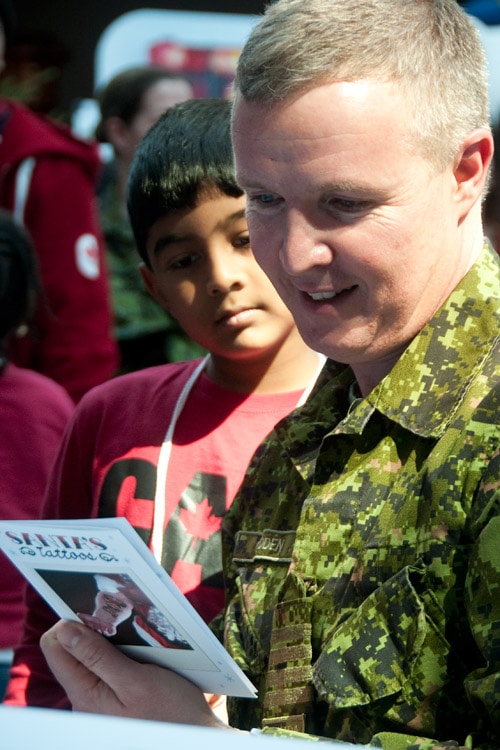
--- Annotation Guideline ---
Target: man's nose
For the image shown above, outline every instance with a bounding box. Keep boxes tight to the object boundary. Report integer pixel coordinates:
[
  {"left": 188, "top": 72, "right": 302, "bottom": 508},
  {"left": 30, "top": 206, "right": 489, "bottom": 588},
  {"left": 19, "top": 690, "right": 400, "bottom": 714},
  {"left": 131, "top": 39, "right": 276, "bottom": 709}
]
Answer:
[{"left": 279, "top": 209, "right": 334, "bottom": 276}]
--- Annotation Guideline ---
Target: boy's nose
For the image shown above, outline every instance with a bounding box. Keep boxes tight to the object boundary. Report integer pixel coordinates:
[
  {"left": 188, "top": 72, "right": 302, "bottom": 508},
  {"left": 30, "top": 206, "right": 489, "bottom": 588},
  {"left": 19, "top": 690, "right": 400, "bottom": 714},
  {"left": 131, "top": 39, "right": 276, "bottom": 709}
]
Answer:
[{"left": 206, "top": 255, "right": 244, "bottom": 295}]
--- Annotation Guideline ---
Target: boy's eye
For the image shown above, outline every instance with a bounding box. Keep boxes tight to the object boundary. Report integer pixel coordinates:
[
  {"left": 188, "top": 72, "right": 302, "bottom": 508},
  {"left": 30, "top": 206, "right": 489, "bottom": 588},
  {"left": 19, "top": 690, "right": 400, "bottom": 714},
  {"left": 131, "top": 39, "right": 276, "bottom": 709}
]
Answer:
[
  {"left": 167, "top": 253, "right": 198, "bottom": 270},
  {"left": 233, "top": 233, "right": 251, "bottom": 248}
]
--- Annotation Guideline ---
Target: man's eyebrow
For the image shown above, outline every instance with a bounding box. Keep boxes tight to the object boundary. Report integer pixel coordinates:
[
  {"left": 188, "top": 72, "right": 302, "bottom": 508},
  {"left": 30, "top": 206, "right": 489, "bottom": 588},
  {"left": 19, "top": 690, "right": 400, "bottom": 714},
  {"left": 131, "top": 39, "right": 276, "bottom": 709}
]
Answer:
[
  {"left": 319, "top": 180, "right": 361, "bottom": 193},
  {"left": 234, "top": 174, "right": 265, "bottom": 191},
  {"left": 235, "top": 175, "right": 370, "bottom": 193}
]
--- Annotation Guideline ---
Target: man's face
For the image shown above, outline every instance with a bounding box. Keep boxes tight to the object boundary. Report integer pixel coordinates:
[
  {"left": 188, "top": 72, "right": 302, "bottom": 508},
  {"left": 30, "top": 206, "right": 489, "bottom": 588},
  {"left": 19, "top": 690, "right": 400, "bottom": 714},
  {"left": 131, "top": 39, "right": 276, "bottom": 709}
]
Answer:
[{"left": 232, "top": 80, "right": 466, "bottom": 377}]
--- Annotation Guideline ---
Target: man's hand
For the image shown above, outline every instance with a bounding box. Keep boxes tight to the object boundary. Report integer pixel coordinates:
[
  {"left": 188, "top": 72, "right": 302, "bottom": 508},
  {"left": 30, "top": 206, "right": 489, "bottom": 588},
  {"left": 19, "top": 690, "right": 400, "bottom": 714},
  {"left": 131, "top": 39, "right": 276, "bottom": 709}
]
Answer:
[{"left": 40, "top": 620, "right": 232, "bottom": 728}]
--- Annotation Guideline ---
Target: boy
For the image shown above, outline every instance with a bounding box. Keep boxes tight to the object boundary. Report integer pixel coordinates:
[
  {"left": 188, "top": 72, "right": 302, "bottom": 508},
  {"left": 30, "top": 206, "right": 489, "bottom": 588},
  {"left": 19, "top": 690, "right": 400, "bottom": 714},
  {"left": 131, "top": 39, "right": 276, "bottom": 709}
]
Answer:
[{"left": 4, "top": 97, "right": 324, "bottom": 708}]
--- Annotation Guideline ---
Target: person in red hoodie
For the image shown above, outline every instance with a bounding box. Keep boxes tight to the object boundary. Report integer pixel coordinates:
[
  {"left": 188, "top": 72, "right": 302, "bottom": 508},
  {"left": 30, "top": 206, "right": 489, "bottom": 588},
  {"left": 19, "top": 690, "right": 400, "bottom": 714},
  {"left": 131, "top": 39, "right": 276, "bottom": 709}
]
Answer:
[
  {"left": 0, "top": 0, "right": 118, "bottom": 402},
  {"left": 0, "top": 209, "right": 75, "bottom": 700}
]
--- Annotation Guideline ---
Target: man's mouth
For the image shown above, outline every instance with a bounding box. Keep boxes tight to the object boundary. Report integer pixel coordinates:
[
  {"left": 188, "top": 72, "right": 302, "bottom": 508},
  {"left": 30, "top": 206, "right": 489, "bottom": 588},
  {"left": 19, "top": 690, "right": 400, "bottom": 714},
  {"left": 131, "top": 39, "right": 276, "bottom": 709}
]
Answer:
[
  {"left": 307, "top": 286, "right": 356, "bottom": 301},
  {"left": 308, "top": 291, "right": 339, "bottom": 301}
]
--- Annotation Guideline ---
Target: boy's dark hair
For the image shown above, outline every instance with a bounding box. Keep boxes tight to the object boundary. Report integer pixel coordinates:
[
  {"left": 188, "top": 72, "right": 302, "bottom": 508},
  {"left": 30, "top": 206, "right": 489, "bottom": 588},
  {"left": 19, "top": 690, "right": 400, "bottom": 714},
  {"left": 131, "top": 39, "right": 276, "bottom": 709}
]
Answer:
[
  {"left": 95, "top": 66, "right": 191, "bottom": 143},
  {"left": 127, "top": 97, "right": 243, "bottom": 267},
  {"left": 0, "top": 210, "right": 39, "bottom": 347}
]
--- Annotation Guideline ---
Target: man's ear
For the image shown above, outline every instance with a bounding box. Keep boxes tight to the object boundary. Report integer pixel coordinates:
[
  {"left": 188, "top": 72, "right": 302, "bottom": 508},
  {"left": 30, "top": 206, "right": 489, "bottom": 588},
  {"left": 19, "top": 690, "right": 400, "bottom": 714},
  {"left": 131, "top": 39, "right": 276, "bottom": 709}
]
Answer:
[
  {"left": 453, "top": 128, "right": 494, "bottom": 217},
  {"left": 139, "top": 263, "right": 171, "bottom": 312}
]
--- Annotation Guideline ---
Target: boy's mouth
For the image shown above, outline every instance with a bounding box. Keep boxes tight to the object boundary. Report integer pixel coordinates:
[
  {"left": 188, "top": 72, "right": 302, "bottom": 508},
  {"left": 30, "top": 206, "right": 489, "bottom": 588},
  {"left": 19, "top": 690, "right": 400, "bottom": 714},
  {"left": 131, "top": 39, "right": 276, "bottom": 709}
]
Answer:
[{"left": 215, "top": 306, "right": 257, "bottom": 327}]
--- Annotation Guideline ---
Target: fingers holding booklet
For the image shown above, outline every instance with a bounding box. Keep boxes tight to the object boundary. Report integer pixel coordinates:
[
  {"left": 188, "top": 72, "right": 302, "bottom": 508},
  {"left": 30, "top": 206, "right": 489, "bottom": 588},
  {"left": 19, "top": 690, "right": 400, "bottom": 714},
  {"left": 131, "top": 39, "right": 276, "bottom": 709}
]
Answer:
[{"left": 40, "top": 619, "right": 229, "bottom": 727}]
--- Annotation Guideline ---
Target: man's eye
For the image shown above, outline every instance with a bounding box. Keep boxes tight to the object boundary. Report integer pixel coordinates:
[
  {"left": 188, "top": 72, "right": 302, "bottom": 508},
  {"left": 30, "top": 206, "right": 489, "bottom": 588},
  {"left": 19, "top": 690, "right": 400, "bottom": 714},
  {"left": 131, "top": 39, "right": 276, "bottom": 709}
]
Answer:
[
  {"left": 249, "top": 193, "right": 280, "bottom": 206},
  {"left": 326, "top": 197, "right": 369, "bottom": 213}
]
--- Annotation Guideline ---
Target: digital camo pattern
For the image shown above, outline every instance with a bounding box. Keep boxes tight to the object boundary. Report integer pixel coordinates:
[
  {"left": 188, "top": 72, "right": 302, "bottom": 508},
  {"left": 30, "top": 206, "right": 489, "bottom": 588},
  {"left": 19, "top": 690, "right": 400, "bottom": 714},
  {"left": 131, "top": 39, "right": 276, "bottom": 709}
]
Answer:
[{"left": 220, "top": 244, "right": 500, "bottom": 749}]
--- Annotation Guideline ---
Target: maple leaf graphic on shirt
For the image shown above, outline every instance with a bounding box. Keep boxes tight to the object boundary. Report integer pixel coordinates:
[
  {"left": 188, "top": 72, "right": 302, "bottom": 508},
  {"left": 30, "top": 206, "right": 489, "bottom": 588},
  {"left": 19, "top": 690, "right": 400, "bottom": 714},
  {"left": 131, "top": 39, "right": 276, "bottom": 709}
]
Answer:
[{"left": 178, "top": 496, "right": 221, "bottom": 544}]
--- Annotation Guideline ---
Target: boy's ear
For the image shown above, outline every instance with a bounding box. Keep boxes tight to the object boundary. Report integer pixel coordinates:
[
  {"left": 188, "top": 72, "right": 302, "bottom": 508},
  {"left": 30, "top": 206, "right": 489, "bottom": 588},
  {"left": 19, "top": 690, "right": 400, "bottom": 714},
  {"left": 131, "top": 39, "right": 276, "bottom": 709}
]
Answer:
[
  {"left": 453, "top": 128, "right": 494, "bottom": 218},
  {"left": 139, "top": 263, "right": 172, "bottom": 312}
]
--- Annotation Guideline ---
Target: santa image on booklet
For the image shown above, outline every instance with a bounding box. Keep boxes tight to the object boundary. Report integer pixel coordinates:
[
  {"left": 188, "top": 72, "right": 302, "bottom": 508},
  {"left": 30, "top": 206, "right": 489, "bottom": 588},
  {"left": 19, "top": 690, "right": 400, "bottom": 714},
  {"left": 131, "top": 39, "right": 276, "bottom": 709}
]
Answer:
[{"left": 37, "top": 570, "right": 192, "bottom": 650}]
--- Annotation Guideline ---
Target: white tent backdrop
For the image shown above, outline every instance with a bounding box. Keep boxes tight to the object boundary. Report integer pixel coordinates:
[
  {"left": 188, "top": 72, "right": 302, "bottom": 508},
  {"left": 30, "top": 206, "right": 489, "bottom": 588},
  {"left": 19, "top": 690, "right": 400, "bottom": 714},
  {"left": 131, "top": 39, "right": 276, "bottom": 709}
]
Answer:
[
  {"left": 72, "top": 9, "right": 258, "bottom": 139},
  {"left": 94, "top": 9, "right": 259, "bottom": 91}
]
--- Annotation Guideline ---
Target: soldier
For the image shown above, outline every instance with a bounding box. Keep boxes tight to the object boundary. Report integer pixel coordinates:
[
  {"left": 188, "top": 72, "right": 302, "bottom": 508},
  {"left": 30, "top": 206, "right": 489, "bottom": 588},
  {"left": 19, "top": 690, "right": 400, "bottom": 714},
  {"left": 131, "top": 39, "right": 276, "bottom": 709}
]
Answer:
[{"left": 41, "top": 1, "right": 499, "bottom": 748}]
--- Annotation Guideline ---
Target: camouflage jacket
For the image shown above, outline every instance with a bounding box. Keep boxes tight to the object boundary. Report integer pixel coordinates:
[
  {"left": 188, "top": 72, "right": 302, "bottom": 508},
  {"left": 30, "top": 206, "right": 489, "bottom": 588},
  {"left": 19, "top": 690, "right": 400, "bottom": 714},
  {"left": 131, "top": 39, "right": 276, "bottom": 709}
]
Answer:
[{"left": 221, "top": 244, "right": 500, "bottom": 749}]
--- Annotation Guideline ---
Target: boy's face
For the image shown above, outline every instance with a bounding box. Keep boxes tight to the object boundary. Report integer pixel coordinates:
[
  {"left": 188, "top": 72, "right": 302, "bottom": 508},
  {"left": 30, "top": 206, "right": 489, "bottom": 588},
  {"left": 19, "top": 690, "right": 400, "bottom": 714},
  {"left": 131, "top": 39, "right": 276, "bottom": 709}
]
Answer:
[{"left": 141, "top": 192, "right": 300, "bottom": 361}]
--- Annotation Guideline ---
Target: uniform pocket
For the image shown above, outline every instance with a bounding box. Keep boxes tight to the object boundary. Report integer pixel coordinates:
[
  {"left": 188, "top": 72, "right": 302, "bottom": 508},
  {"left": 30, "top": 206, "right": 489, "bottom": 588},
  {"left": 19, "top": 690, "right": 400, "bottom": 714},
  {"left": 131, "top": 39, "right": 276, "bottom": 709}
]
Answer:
[{"left": 313, "top": 563, "right": 448, "bottom": 721}]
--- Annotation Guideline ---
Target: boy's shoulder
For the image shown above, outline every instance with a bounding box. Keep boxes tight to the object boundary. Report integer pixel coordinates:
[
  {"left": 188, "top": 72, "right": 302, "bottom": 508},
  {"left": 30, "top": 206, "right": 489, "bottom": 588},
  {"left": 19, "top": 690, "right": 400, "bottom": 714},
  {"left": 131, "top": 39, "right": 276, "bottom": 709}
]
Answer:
[{"left": 78, "top": 359, "right": 204, "bottom": 412}]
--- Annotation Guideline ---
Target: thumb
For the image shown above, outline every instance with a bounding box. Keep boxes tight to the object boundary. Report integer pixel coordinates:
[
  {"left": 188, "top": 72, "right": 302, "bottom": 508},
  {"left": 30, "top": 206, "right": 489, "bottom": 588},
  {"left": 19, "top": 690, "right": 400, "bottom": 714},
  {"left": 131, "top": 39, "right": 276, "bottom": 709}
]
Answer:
[
  {"left": 41, "top": 620, "right": 133, "bottom": 713},
  {"left": 44, "top": 619, "right": 121, "bottom": 673}
]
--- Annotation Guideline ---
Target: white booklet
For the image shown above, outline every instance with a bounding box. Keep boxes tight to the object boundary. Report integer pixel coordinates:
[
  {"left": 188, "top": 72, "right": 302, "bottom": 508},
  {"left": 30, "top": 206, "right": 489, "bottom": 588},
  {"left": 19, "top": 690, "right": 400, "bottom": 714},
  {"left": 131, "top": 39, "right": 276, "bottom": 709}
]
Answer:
[{"left": 0, "top": 517, "right": 256, "bottom": 699}]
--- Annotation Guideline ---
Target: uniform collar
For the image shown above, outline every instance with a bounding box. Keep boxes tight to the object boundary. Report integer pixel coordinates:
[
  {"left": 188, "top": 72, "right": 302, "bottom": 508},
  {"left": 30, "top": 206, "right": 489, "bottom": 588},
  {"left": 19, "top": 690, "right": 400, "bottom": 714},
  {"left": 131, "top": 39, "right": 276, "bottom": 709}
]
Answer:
[
  {"left": 364, "top": 241, "right": 500, "bottom": 438},
  {"left": 277, "top": 242, "right": 499, "bottom": 449}
]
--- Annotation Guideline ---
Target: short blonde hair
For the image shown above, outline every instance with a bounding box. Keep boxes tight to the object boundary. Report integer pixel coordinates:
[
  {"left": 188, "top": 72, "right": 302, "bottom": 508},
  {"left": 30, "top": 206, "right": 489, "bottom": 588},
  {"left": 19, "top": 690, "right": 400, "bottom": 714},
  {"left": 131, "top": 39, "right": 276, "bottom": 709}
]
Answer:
[{"left": 235, "top": 0, "right": 491, "bottom": 168}]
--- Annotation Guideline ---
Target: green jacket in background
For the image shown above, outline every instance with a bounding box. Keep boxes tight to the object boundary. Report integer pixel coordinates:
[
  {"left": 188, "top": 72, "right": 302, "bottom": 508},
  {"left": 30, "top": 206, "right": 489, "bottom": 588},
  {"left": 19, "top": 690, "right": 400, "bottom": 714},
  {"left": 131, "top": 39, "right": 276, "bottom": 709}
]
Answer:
[{"left": 221, "top": 243, "right": 500, "bottom": 750}]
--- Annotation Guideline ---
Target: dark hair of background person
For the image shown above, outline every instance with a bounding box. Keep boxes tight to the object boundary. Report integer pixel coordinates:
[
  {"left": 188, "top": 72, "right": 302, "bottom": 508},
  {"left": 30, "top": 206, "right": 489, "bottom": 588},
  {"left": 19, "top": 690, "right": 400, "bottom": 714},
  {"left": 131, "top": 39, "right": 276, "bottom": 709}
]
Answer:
[
  {"left": 0, "top": 210, "right": 39, "bottom": 354},
  {"left": 0, "top": 0, "right": 70, "bottom": 117},
  {"left": 95, "top": 66, "right": 191, "bottom": 142},
  {"left": 0, "top": 0, "right": 15, "bottom": 46},
  {"left": 127, "top": 97, "right": 243, "bottom": 268}
]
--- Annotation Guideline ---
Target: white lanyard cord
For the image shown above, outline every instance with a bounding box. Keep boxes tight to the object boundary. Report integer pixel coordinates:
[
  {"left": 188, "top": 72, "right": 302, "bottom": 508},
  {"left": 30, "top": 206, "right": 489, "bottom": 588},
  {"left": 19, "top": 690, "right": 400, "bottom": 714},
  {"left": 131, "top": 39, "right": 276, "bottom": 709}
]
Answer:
[
  {"left": 13, "top": 157, "right": 36, "bottom": 225},
  {"left": 151, "top": 355, "right": 209, "bottom": 561},
  {"left": 295, "top": 353, "right": 326, "bottom": 407},
  {"left": 150, "top": 352, "right": 326, "bottom": 563}
]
